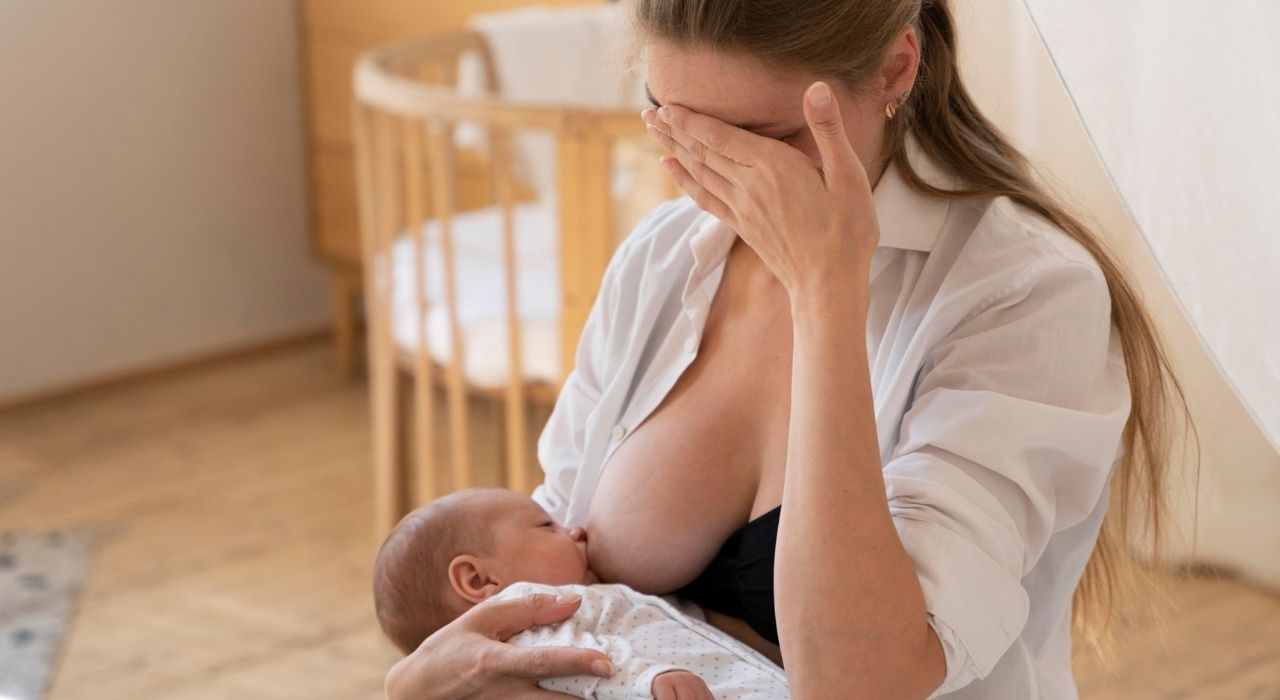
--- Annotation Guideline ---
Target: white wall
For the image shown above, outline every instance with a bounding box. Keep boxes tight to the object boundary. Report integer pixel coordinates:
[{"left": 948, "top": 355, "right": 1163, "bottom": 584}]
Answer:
[
  {"left": 954, "top": 0, "right": 1280, "bottom": 587},
  {"left": 0, "top": 0, "right": 329, "bottom": 403}
]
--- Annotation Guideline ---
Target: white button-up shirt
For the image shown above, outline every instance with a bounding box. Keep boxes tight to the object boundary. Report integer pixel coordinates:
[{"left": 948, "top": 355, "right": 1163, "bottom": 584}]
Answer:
[{"left": 533, "top": 136, "right": 1131, "bottom": 699}]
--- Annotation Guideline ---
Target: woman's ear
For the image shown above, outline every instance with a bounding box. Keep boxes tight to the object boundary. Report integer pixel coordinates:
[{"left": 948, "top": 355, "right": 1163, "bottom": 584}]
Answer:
[
  {"left": 881, "top": 26, "right": 922, "bottom": 97},
  {"left": 448, "top": 554, "right": 502, "bottom": 604}
]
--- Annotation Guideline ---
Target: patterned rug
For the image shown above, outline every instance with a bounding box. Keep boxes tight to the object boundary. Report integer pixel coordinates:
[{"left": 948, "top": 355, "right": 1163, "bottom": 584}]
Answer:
[{"left": 0, "top": 531, "right": 93, "bottom": 700}]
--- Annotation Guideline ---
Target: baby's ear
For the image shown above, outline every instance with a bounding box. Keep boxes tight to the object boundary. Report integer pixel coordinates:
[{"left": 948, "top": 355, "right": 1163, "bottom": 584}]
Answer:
[{"left": 448, "top": 555, "right": 501, "bottom": 604}]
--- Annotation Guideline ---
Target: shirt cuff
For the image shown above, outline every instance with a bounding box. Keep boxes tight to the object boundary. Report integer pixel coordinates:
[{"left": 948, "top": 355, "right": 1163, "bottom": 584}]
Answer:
[{"left": 895, "top": 518, "right": 1030, "bottom": 696}]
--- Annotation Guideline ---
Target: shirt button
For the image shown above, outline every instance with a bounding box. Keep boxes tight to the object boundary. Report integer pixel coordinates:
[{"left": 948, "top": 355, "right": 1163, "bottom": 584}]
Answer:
[
  {"left": 611, "top": 424, "right": 626, "bottom": 441},
  {"left": 684, "top": 337, "right": 698, "bottom": 354}
]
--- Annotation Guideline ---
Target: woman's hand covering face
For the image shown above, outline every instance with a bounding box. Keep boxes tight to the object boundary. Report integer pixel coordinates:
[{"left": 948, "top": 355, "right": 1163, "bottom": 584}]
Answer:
[{"left": 642, "top": 81, "right": 881, "bottom": 300}]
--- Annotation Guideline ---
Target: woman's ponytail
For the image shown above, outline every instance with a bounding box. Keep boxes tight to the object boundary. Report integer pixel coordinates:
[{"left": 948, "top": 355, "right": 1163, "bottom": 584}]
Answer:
[{"left": 901, "top": 0, "right": 1198, "bottom": 650}]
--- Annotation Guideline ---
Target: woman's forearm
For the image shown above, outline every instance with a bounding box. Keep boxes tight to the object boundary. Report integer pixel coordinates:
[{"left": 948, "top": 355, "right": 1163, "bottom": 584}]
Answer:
[{"left": 776, "top": 280, "right": 945, "bottom": 699}]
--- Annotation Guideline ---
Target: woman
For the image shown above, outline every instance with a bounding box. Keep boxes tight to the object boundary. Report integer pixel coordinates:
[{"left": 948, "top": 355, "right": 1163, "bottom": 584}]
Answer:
[{"left": 386, "top": 0, "right": 1191, "bottom": 697}]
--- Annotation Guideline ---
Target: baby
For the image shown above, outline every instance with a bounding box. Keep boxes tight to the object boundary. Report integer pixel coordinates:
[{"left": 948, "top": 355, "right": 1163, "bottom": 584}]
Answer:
[{"left": 373, "top": 487, "right": 789, "bottom": 700}]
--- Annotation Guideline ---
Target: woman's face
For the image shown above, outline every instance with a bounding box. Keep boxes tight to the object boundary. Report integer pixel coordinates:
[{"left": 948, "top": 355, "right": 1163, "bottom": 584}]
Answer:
[{"left": 642, "top": 39, "right": 891, "bottom": 175}]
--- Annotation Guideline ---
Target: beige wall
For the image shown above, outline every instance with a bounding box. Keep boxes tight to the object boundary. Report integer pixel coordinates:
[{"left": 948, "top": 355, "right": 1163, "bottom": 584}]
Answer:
[
  {"left": 0, "top": 0, "right": 328, "bottom": 403},
  {"left": 954, "top": 0, "right": 1280, "bottom": 586}
]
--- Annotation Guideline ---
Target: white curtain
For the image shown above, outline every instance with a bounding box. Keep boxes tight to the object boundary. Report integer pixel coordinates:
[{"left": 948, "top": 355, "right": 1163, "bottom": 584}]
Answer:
[
  {"left": 1020, "top": 0, "right": 1280, "bottom": 453},
  {"left": 953, "top": 0, "right": 1280, "bottom": 585}
]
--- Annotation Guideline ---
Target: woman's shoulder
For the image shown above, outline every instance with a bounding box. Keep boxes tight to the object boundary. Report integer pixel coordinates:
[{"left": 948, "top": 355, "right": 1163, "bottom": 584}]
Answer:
[
  {"left": 959, "top": 194, "right": 1106, "bottom": 277},
  {"left": 919, "top": 192, "right": 1117, "bottom": 331}
]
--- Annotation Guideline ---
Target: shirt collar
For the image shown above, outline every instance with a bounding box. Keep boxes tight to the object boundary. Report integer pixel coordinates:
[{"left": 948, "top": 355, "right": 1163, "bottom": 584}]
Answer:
[
  {"left": 874, "top": 133, "right": 956, "bottom": 253},
  {"left": 688, "top": 132, "right": 957, "bottom": 263}
]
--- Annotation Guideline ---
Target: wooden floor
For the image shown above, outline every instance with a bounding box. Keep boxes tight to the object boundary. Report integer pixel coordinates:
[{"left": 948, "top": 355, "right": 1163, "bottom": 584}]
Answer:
[{"left": 1, "top": 342, "right": 1278, "bottom": 699}]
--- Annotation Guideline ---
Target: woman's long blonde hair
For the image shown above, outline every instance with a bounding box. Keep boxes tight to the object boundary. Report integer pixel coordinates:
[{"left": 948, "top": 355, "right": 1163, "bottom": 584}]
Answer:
[{"left": 631, "top": 0, "right": 1199, "bottom": 646}]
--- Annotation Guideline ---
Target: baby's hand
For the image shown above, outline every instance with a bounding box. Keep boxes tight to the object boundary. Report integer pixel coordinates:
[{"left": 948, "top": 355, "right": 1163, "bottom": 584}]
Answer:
[{"left": 652, "top": 669, "right": 713, "bottom": 700}]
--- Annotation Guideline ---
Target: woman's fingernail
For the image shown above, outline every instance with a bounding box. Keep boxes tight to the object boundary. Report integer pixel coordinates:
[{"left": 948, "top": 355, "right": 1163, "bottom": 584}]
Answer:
[
  {"left": 811, "top": 82, "right": 832, "bottom": 108},
  {"left": 555, "top": 593, "right": 581, "bottom": 605},
  {"left": 657, "top": 106, "right": 671, "bottom": 122},
  {"left": 591, "top": 659, "right": 613, "bottom": 676}
]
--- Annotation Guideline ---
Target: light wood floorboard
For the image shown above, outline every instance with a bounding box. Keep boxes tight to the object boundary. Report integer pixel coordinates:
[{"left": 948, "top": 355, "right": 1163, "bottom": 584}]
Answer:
[{"left": 1, "top": 342, "right": 1277, "bottom": 699}]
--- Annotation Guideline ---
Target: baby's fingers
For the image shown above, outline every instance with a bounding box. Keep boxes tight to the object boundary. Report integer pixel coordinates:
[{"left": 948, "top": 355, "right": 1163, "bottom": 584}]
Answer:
[
  {"left": 686, "top": 674, "right": 714, "bottom": 700},
  {"left": 653, "top": 670, "right": 713, "bottom": 700}
]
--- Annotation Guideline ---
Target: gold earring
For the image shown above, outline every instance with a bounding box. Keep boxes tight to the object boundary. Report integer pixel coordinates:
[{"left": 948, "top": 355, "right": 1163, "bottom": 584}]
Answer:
[{"left": 886, "top": 91, "right": 909, "bottom": 120}]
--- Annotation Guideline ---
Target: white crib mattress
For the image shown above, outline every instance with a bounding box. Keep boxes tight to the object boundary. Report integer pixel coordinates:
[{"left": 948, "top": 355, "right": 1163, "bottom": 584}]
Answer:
[{"left": 390, "top": 201, "right": 562, "bottom": 388}]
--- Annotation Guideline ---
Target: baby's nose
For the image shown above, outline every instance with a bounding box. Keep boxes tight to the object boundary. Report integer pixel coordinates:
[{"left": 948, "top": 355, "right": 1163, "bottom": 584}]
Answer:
[{"left": 569, "top": 526, "right": 588, "bottom": 543}]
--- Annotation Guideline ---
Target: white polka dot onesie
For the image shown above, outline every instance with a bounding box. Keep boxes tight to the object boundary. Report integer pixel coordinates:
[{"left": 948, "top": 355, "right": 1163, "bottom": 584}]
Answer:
[{"left": 493, "top": 581, "right": 790, "bottom": 699}]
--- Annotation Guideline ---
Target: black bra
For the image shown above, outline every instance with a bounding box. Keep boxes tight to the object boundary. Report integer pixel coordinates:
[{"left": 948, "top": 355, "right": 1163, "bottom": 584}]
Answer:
[{"left": 677, "top": 505, "right": 781, "bottom": 645}]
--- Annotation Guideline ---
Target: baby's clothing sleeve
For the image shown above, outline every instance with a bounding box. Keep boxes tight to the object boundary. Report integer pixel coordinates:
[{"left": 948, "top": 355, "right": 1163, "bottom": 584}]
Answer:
[{"left": 492, "top": 581, "right": 789, "bottom": 700}]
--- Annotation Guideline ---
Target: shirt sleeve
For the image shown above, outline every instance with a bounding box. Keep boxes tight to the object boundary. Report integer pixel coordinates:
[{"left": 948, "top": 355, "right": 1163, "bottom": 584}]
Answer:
[
  {"left": 532, "top": 199, "right": 682, "bottom": 522},
  {"left": 882, "top": 259, "right": 1132, "bottom": 696}
]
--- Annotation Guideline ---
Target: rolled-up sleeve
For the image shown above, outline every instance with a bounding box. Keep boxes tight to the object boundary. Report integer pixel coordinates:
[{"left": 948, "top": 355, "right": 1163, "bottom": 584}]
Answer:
[{"left": 883, "top": 259, "right": 1131, "bottom": 696}]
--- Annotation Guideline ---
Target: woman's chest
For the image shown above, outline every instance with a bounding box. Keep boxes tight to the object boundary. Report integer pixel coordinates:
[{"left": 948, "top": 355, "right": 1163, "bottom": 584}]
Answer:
[{"left": 585, "top": 245, "right": 795, "bottom": 593}]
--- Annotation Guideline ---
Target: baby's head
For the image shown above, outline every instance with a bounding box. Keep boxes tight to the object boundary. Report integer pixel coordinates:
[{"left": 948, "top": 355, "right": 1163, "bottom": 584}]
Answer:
[{"left": 373, "top": 488, "right": 598, "bottom": 654}]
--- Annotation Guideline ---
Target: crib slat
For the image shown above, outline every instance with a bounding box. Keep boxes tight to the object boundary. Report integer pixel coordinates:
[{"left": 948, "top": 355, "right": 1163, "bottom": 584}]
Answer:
[
  {"left": 425, "top": 119, "right": 472, "bottom": 492},
  {"left": 401, "top": 117, "right": 438, "bottom": 506},
  {"left": 556, "top": 132, "right": 584, "bottom": 387},
  {"left": 583, "top": 129, "right": 614, "bottom": 296},
  {"left": 475, "top": 36, "right": 501, "bottom": 95},
  {"left": 355, "top": 104, "right": 405, "bottom": 539},
  {"left": 556, "top": 126, "right": 614, "bottom": 389},
  {"left": 490, "top": 127, "right": 529, "bottom": 493}
]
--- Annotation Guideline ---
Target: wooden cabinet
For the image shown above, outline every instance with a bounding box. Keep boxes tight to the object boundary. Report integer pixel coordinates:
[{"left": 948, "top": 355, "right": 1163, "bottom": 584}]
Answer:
[{"left": 296, "top": 0, "right": 602, "bottom": 374}]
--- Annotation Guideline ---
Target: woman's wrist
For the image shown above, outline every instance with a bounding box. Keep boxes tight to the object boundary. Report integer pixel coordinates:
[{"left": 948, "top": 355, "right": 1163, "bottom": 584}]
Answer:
[
  {"left": 787, "top": 269, "right": 872, "bottom": 322},
  {"left": 385, "top": 652, "right": 461, "bottom": 700}
]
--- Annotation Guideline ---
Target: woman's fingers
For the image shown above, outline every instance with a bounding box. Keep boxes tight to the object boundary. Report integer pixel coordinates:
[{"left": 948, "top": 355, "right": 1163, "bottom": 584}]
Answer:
[
  {"left": 458, "top": 594, "right": 611, "bottom": 680},
  {"left": 801, "top": 81, "right": 866, "bottom": 191},
  {"left": 494, "top": 644, "right": 613, "bottom": 681},
  {"left": 464, "top": 593, "right": 583, "bottom": 641},
  {"left": 651, "top": 104, "right": 757, "bottom": 167},
  {"left": 645, "top": 120, "right": 736, "bottom": 204},
  {"left": 511, "top": 688, "right": 590, "bottom": 700},
  {"left": 643, "top": 109, "right": 744, "bottom": 181},
  {"left": 659, "top": 156, "right": 738, "bottom": 228}
]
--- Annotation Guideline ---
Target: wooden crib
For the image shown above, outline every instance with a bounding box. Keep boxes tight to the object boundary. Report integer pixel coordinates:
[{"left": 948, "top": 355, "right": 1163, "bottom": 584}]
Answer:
[{"left": 352, "top": 30, "right": 675, "bottom": 537}]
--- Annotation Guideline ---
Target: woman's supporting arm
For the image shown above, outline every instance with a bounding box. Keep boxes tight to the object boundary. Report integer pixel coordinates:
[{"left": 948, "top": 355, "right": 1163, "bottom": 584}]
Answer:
[
  {"left": 776, "top": 277, "right": 946, "bottom": 699},
  {"left": 777, "top": 259, "right": 1128, "bottom": 698}
]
